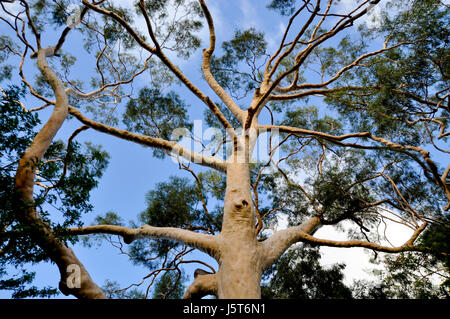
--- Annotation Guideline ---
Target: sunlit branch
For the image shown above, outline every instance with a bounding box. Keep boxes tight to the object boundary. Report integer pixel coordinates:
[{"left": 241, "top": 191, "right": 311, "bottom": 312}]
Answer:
[
  {"left": 273, "top": 42, "right": 413, "bottom": 95},
  {"left": 68, "top": 106, "right": 227, "bottom": 172},
  {"left": 69, "top": 224, "right": 219, "bottom": 258},
  {"left": 198, "top": 0, "right": 246, "bottom": 122}
]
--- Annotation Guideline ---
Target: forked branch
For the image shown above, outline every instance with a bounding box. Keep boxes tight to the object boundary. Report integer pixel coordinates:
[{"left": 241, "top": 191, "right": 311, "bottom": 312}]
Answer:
[
  {"left": 260, "top": 217, "right": 431, "bottom": 272},
  {"left": 198, "top": 0, "right": 246, "bottom": 123}
]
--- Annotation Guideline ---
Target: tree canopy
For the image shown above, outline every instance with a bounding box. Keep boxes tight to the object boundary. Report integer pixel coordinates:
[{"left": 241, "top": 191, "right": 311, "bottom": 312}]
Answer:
[{"left": 0, "top": 0, "right": 448, "bottom": 299}]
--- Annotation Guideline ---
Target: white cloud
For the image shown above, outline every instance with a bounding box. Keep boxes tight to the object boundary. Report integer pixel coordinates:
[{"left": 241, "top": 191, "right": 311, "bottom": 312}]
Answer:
[
  {"left": 272, "top": 210, "right": 416, "bottom": 286},
  {"left": 316, "top": 214, "right": 415, "bottom": 284}
]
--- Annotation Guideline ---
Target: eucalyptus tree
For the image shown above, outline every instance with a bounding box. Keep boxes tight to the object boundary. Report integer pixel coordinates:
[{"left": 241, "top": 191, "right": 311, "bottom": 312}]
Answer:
[{"left": 0, "top": 0, "right": 448, "bottom": 299}]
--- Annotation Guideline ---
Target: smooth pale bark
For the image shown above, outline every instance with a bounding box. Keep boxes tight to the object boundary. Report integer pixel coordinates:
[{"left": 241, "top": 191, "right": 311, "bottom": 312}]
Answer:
[
  {"left": 260, "top": 216, "right": 322, "bottom": 271},
  {"left": 70, "top": 224, "right": 219, "bottom": 258},
  {"left": 14, "top": 48, "right": 105, "bottom": 299},
  {"left": 215, "top": 162, "right": 263, "bottom": 299},
  {"left": 183, "top": 272, "right": 218, "bottom": 299}
]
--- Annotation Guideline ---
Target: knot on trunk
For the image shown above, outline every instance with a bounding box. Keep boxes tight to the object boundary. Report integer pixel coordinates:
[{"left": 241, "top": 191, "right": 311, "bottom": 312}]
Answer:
[{"left": 234, "top": 199, "right": 249, "bottom": 210}]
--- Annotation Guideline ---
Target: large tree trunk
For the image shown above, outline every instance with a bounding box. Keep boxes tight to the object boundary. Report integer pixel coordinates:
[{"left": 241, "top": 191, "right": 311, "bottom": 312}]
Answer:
[{"left": 216, "top": 162, "right": 262, "bottom": 298}]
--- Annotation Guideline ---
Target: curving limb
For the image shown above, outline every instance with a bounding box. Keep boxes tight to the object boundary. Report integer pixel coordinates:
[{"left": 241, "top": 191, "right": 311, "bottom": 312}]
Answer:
[
  {"left": 14, "top": 47, "right": 105, "bottom": 299},
  {"left": 69, "top": 224, "right": 220, "bottom": 259},
  {"left": 260, "top": 217, "right": 431, "bottom": 272},
  {"left": 198, "top": 0, "right": 246, "bottom": 123},
  {"left": 82, "top": 0, "right": 236, "bottom": 134},
  {"left": 183, "top": 269, "right": 218, "bottom": 299}
]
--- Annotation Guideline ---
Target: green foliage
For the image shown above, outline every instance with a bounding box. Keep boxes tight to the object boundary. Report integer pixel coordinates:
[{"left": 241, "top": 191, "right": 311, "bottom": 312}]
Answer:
[
  {"left": 95, "top": 211, "right": 125, "bottom": 226},
  {"left": 353, "top": 251, "right": 448, "bottom": 299},
  {"left": 129, "top": 176, "right": 204, "bottom": 268},
  {"left": 35, "top": 141, "right": 110, "bottom": 230},
  {"left": 266, "top": 0, "right": 297, "bottom": 16},
  {"left": 0, "top": 86, "right": 40, "bottom": 158},
  {"left": 197, "top": 170, "right": 226, "bottom": 201},
  {"left": 211, "top": 28, "right": 268, "bottom": 100},
  {"left": 152, "top": 270, "right": 187, "bottom": 299},
  {"left": 420, "top": 217, "right": 450, "bottom": 267},
  {"left": 0, "top": 269, "right": 59, "bottom": 299},
  {"left": 282, "top": 105, "right": 344, "bottom": 136},
  {"left": 123, "top": 87, "right": 192, "bottom": 140},
  {"left": 204, "top": 101, "right": 242, "bottom": 130},
  {"left": 123, "top": 86, "right": 192, "bottom": 158},
  {"left": 125, "top": 175, "right": 222, "bottom": 276},
  {"left": 262, "top": 246, "right": 353, "bottom": 299},
  {"left": 0, "top": 36, "right": 17, "bottom": 83},
  {"left": 141, "top": 176, "right": 201, "bottom": 229},
  {"left": 139, "top": 0, "right": 204, "bottom": 58},
  {"left": 31, "top": 0, "right": 73, "bottom": 29},
  {"left": 102, "top": 280, "right": 145, "bottom": 299},
  {"left": 324, "top": 0, "right": 449, "bottom": 144},
  {"left": 0, "top": 85, "right": 58, "bottom": 298}
]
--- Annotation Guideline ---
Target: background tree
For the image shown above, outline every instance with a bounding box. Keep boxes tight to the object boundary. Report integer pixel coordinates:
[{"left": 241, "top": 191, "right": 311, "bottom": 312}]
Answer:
[
  {"left": 0, "top": 0, "right": 448, "bottom": 299},
  {"left": 261, "top": 244, "right": 353, "bottom": 299}
]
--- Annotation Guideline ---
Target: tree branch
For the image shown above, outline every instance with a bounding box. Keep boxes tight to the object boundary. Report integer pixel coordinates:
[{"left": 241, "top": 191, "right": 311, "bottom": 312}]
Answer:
[
  {"left": 260, "top": 217, "right": 431, "bottom": 272},
  {"left": 14, "top": 48, "right": 105, "bottom": 299},
  {"left": 68, "top": 106, "right": 227, "bottom": 172},
  {"left": 198, "top": 0, "right": 246, "bottom": 123},
  {"left": 83, "top": 0, "right": 236, "bottom": 133},
  {"left": 294, "top": 222, "right": 429, "bottom": 253},
  {"left": 69, "top": 224, "right": 219, "bottom": 259},
  {"left": 260, "top": 216, "right": 322, "bottom": 270},
  {"left": 273, "top": 42, "right": 412, "bottom": 95},
  {"left": 256, "top": 0, "right": 382, "bottom": 113},
  {"left": 183, "top": 271, "right": 217, "bottom": 299}
]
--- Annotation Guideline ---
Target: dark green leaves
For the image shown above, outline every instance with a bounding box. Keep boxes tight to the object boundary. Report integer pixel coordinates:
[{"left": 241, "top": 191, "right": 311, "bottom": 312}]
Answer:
[
  {"left": 262, "top": 246, "right": 352, "bottom": 299},
  {"left": 282, "top": 105, "right": 343, "bottom": 136},
  {"left": 101, "top": 4, "right": 140, "bottom": 50},
  {"left": 140, "top": 176, "right": 201, "bottom": 229},
  {"left": 0, "top": 86, "right": 40, "bottom": 158},
  {"left": 420, "top": 215, "right": 450, "bottom": 268},
  {"left": 324, "top": 0, "right": 449, "bottom": 143},
  {"left": 0, "top": 269, "right": 59, "bottom": 299},
  {"left": 134, "top": 176, "right": 201, "bottom": 258},
  {"left": 266, "top": 0, "right": 297, "bottom": 16},
  {"left": 123, "top": 87, "right": 191, "bottom": 159},
  {"left": 211, "top": 28, "right": 268, "bottom": 100}
]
